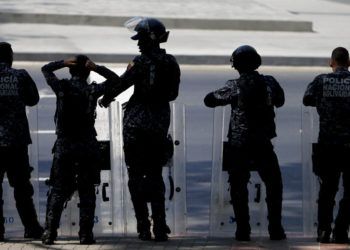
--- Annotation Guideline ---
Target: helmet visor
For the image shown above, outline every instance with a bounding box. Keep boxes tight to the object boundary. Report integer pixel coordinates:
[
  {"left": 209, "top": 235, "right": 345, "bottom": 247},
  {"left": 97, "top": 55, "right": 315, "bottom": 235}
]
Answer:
[{"left": 124, "top": 16, "right": 147, "bottom": 40}]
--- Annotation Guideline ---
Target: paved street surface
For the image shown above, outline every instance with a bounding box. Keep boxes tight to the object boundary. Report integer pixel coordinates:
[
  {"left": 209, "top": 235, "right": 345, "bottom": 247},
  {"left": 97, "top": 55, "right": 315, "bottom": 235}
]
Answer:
[
  {"left": 1, "top": 0, "right": 350, "bottom": 64},
  {"left": 0, "top": 236, "right": 349, "bottom": 250}
]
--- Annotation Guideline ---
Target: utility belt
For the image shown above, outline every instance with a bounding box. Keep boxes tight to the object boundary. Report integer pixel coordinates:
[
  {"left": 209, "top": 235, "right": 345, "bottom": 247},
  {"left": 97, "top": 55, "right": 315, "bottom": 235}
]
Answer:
[
  {"left": 312, "top": 143, "right": 350, "bottom": 176},
  {"left": 222, "top": 141, "right": 274, "bottom": 172}
]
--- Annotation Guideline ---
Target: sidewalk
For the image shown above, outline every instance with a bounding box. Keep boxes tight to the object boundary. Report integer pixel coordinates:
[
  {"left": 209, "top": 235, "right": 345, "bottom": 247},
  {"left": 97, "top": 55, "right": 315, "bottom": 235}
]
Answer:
[
  {"left": 1, "top": 0, "right": 350, "bottom": 65},
  {"left": 1, "top": 236, "right": 349, "bottom": 250}
]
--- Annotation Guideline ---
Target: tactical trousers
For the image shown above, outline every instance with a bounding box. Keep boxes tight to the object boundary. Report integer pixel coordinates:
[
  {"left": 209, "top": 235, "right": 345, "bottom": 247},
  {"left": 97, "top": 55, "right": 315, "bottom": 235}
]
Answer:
[
  {"left": 228, "top": 144, "right": 283, "bottom": 232},
  {"left": 318, "top": 169, "right": 350, "bottom": 232},
  {"left": 313, "top": 145, "right": 350, "bottom": 233},
  {"left": 0, "top": 146, "right": 41, "bottom": 235},
  {"left": 44, "top": 156, "right": 96, "bottom": 236},
  {"left": 127, "top": 165, "right": 168, "bottom": 234}
]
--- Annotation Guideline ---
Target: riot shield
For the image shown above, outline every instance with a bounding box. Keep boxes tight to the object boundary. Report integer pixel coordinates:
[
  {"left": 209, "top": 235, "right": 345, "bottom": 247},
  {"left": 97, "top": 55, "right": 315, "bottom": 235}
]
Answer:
[
  {"left": 301, "top": 106, "right": 344, "bottom": 236},
  {"left": 209, "top": 107, "right": 267, "bottom": 237},
  {"left": 301, "top": 106, "right": 319, "bottom": 236},
  {"left": 117, "top": 102, "right": 187, "bottom": 236},
  {"left": 59, "top": 72, "right": 119, "bottom": 237},
  {"left": 60, "top": 104, "right": 115, "bottom": 237}
]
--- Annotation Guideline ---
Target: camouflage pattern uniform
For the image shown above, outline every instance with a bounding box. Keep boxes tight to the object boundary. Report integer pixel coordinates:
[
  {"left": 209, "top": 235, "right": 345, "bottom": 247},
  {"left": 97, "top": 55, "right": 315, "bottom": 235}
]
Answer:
[
  {"left": 204, "top": 71, "right": 285, "bottom": 236},
  {"left": 101, "top": 49, "right": 180, "bottom": 237},
  {"left": 42, "top": 60, "right": 117, "bottom": 239},
  {"left": 0, "top": 62, "right": 42, "bottom": 237},
  {"left": 303, "top": 67, "right": 350, "bottom": 237}
]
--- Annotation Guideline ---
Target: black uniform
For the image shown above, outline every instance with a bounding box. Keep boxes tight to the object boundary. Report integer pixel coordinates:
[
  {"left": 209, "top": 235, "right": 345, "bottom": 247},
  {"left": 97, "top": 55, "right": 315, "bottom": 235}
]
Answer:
[
  {"left": 303, "top": 67, "right": 350, "bottom": 239},
  {"left": 42, "top": 60, "right": 117, "bottom": 239},
  {"left": 101, "top": 49, "right": 180, "bottom": 237},
  {"left": 0, "top": 62, "right": 41, "bottom": 237},
  {"left": 204, "top": 71, "right": 285, "bottom": 238}
]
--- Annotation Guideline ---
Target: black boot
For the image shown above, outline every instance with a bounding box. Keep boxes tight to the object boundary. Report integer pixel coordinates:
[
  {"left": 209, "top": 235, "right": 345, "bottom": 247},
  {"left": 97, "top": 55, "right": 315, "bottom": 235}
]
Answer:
[
  {"left": 137, "top": 219, "right": 152, "bottom": 241},
  {"left": 151, "top": 201, "right": 170, "bottom": 242},
  {"left": 79, "top": 192, "right": 96, "bottom": 245},
  {"left": 24, "top": 224, "right": 44, "bottom": 239},
  {"left": 42, "top": 190, "right": 66, "bottom": 245},
  {"left": 15, "top": 197, "right": 44, "bottom": 239},
  {"left": 79, "top": 232, "right": 96, "bottom": 245},
  {"left": 266, "top": 197, "right": 286, "bottom": 240},
  {"left": 41, "top": 229, "right": 57, "bottom": 245},
  {"left": 317, "top": 228, "right": 331, "bottom": 243},
  {"left": 332, "top": 227, "right": 349, "bottom": 243},
  {"left": 268, "top": 223, "right": 286, "bottom": 240},
  {"left": 231, "top": 202, "right": 251, "bottom": 241},
  {"left": 235, "top": 224, "right": 251, "bottom": 241},
  {"left": 151, "top": 197, "right": 170, "bottom": 242},
  {"left": 153, "top": 223, "right": 171, "bottom": 242}
]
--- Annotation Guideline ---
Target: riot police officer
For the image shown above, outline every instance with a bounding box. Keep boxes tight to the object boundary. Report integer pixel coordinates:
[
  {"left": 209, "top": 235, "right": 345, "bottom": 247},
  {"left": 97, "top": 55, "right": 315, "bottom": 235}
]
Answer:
[
  {"left": 0, "top": 42, "right": 43, "bottom": 240},
  {"left": 303, "top": 47, "right": 350, "bottom": 243},
  {"left": 41, "top": 55, "right": 119, "bottom": 245},
  {"left": 99, "top": 17, "right": 180, "bottom": 241},
  {"left": 204, "top": 45, "right": 286, "bottom": 241}
]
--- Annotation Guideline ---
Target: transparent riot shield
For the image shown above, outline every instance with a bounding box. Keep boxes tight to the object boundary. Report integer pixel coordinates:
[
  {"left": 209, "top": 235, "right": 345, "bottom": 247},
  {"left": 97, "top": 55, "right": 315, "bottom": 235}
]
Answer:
[
  {"left": 209, "top": 107, "right": 267, "bottom": 237},
  {"left": 301, "top": 106, "right": 344, "bottom": 236},
  {"left": 118, "top": 102, "right": 187, "bottom": 236},
  {"left": 60, "top": 104, "right": 115, "bottom": 237},
  {"left": 58, "top": 73, "right": 119, "bottom": 237},
  {"left": 301, "top": 106, "right": 319, "bottom": 236},
  {"left": 1, "top": 106, "right": 39, "bottom": 237}
]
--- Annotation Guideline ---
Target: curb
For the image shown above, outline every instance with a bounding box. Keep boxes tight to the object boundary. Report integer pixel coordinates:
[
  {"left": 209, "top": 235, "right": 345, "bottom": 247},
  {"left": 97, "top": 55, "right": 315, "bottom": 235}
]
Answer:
[
  {"left": 14, "top": 52, "right": 328, "bottom": 66},
  {"left": 0, "top": 12, "right": 313, "bottom": 32}
]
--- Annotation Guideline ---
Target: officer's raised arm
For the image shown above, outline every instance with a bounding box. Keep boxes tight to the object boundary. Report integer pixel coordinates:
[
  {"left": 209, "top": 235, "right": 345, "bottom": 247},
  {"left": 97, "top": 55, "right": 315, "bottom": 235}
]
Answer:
[
  {"left": 98, "top": 61, "right": 136, "bottom": 107},
  {"left": 86, "top": 60, "right": 120, "bottom": 83},
  {"left": 41, "top": 59, "right": 75, "bottom": 93}
]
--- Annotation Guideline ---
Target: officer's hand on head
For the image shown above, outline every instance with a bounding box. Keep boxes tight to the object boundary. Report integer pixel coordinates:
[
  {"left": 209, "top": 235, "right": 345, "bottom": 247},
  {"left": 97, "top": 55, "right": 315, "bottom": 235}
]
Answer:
[
  {"left": 86, "top": 60, "right": 97, "bottom": 71},
  {"left": 64, "top": 58, "right": 77, "bottom": 67}
]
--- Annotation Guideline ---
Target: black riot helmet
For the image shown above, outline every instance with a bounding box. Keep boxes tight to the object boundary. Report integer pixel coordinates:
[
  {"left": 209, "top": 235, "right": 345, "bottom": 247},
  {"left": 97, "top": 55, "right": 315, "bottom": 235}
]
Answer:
[
  {"left": 230, "top": 45, "right": 261, "bottom": 73},
  {"left": 0, "top": 42, "right": 13, "bottom": 67},
  {"left": 125, "top": 17, "right": 170, "bottom": 43}
]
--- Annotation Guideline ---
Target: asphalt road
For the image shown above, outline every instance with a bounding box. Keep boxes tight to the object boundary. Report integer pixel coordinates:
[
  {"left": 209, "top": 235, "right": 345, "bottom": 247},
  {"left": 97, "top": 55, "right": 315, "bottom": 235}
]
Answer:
[{"left": 12, "top": 62, "right": 329, "bottom": 235}]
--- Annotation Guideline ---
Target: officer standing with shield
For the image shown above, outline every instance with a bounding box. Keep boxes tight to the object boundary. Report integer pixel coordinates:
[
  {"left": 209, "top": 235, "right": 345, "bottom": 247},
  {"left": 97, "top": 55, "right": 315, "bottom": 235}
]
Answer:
[
  {"left": 204, "top": 45, "right": 286, "bottom": 241},
  {"left": 41, "top": 55, "right": 119, "bottom": 245},
  {"left": 303, "top": 47, "right": 350, "bottom": 243},
  {"left": 99, "top": 17, "right": 180, "bottom": 241}
]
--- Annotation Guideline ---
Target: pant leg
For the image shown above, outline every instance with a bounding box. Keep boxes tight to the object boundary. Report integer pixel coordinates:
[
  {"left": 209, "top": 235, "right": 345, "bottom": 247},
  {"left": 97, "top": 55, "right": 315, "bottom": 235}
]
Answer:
[
  {"left": 257, "top": 148, "right": 284, "bottom": 228},
  {"left": 127, "top": 167, "right": 150, "bottom": 233},
  {"left": 228, "top": 167, "right": 251, "bottom": 232},
  {"left": 317, "top": 172, "right": 340, "bottom": 232},
  {"left": 44, "top": 157, "right": 75, "bottom": 232},
  {"left": 6, "top": 147, "right": 41, "bottom": 230},
  {"left": 77, "top": 160, "right": 96, "bottom": 237},
  {"left": 148, "top": 166, "right": 168, "bottom": 234},
  {"left": 0, "top": 149, "right": 5, "bottom": 235},
  {"left": 334, "top": 169, "right": 350, "bottom": 231}
]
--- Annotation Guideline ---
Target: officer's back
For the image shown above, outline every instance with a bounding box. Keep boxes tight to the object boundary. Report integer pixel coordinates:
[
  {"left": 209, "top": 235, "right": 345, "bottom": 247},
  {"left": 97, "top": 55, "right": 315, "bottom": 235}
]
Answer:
[
  {"left": 304, "top": 48, "right": 350, "bottom": 144},
  {"left": 0, "top": 42, "right": 39, "bottom": 147}
]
